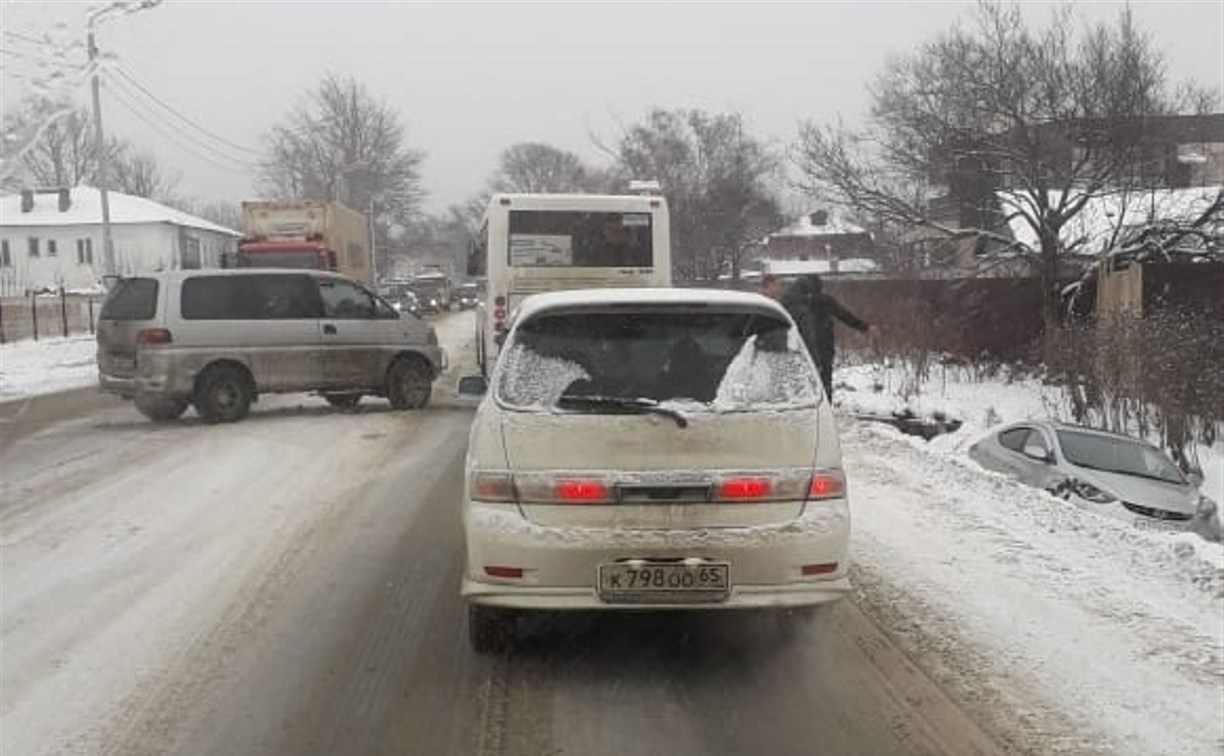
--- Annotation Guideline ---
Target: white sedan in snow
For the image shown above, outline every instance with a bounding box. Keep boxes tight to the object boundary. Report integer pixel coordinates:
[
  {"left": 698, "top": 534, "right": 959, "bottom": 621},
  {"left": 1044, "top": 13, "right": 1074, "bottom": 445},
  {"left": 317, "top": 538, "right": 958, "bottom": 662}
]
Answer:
[
  {"left": 968, "top": 420, "right": 1218, "bottom": 536},
  {"left": 457, "top": 289, "right": 852, "bottom": 653}
]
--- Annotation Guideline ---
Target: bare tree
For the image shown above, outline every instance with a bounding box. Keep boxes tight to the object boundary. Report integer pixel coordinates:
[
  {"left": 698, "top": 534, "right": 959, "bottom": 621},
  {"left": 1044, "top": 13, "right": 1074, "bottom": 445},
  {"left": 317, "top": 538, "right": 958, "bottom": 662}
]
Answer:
[
  {"left": 1, "top": 101, "right": 124, "bottom": 190},
  {"left": 490, "top": 142, "right": 611, "bottom": 194},
  {"left": 795, "top": 1, "right": 1214, "bottom": 322},
  {"left": 259, "top": 73, "right": 426, "bottom": 259},
  {"left": 110, "top": 148, "right": 181, "bottom": 200},
  {"left": 613, "top": 109, "right": 781, "bottom": 282}
]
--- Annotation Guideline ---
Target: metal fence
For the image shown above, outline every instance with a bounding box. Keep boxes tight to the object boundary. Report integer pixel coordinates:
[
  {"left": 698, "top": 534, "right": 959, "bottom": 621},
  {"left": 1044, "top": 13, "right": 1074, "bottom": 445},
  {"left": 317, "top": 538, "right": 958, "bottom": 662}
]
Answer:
[{"left": 0, "top": 291, "right": 104, "bottom": 344}]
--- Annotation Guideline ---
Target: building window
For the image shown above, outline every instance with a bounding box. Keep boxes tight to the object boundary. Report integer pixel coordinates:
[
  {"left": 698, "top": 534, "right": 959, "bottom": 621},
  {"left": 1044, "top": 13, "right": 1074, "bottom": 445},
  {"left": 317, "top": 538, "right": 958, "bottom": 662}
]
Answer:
[
  {"left": 28, "top": 237, "right": 40, "bottom": 258},
  {"left": 78, "top": 238, "right": 95, "bottom": 265},
  {"left": 47, "top": 239, "right": 57, "bottom": 257},
  {"left": 1, "top": 239, "right": 10, "bottom": 267}
]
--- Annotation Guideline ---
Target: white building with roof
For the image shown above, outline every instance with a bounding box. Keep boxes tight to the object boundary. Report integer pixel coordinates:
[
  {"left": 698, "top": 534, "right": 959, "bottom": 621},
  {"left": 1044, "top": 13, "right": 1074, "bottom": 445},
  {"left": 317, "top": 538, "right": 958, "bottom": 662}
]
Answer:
[
  {"left": 0, "top": 186, "right": 240, "bottom": 295},
  {"left": 758, "top": 209, "right": 881, "bottom": 279}
]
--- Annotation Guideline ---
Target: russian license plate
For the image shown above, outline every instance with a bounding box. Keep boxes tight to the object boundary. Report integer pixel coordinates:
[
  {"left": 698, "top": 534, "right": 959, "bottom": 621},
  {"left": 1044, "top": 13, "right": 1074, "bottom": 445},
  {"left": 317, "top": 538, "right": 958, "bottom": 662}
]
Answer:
[{"left": 597, "top": 560, "right": 730, "bottom": 604}]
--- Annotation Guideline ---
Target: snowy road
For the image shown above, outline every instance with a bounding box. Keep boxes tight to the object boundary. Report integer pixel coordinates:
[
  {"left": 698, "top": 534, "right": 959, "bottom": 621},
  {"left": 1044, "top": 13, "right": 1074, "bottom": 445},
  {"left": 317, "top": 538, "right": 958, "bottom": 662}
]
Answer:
[
  {"left": 2, "top": 311, "right": 1215, "bottom": 755},
  {"left": 0, "top": 311, "right": 1004, "bottom": 756}
]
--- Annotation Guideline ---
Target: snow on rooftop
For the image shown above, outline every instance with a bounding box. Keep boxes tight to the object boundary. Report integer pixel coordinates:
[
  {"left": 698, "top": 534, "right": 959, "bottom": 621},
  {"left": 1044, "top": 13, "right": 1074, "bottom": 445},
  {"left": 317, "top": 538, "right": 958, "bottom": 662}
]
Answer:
[
  {"left": 769, "top": 210, "right": 869, "bottom": 239},
  {"left": 0, "top": 186, "right": 240, "bottom": 237},
  {"left": 762, "top": 258, "right": 879, "bottom": 275},
  {"left": 1000, "top": 186, "right": 1221, "bottom": 256}
]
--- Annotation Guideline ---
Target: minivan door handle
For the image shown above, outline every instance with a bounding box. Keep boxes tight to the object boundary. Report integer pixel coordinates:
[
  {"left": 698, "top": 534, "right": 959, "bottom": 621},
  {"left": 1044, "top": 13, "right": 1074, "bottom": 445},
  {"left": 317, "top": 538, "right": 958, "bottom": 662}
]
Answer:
[{"left": 323, "top": 324, "right": 338, "bottom": 335}]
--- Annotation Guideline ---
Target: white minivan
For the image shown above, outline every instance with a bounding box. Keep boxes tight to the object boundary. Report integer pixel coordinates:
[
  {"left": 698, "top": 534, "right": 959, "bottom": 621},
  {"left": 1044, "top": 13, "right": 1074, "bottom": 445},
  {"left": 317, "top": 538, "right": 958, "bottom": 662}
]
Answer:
[
  {"left": 458, "top": 288, "right": 851, "bottom": 652},
  {"left": 97, "top": 269, "right": 446, "bottom": 422}
]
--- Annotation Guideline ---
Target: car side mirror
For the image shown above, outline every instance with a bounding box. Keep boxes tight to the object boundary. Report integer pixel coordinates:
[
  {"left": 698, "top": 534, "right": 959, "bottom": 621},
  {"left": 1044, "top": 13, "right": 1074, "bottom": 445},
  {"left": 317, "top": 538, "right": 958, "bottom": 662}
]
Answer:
[
  {"left": 457, "top": 375, "right": 488, "bottom": 397},
  {"left": 1023, "top": 443, "right": 1051, "bottom": 462}
]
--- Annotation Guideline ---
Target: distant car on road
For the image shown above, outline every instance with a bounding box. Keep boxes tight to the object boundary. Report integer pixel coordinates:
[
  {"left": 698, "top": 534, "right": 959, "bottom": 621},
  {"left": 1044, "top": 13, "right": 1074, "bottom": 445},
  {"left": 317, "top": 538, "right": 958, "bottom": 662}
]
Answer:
[
  {"left": 457, "top": 288, "right": 851, "bottom": 653},
  {"left": 97, "top": 269, "right": 445, "bottom": 423},
  {"left": 456, "top": 282, "right": 480, "bottom": 310},
  {"left": 968, "top": 420, "right": 1217, "bottom": 536}
]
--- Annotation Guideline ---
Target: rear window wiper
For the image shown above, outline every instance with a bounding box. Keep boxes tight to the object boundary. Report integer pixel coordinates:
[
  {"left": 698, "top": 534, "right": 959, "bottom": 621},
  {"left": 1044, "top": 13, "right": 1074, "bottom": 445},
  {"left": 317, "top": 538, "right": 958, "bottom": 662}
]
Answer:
[{"left": 556, "top": 394, "right": 689, "bottom": 429}]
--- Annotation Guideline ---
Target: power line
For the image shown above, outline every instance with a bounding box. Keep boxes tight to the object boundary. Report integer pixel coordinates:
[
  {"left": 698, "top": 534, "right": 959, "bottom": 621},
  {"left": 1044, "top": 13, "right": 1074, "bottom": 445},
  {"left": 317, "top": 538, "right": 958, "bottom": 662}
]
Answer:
[
  {"left": 111, "top": 63, "right": 262, "bottom": 157},
  {"left": 104, "top": 71, "right": 257, "bottom": 169},
  {"left": 103, "top": 76, "right": 257, "bottom": 176},
  {"left": 1, "top": 30, "right": 49, "bottom": 46}
]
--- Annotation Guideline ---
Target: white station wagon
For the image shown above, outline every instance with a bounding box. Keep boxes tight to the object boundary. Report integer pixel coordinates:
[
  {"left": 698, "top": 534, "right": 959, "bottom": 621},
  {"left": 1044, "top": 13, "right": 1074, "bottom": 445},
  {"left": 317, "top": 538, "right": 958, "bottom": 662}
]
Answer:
[{"left": 458, "top": 288, "right": 852, "bottom": 652}]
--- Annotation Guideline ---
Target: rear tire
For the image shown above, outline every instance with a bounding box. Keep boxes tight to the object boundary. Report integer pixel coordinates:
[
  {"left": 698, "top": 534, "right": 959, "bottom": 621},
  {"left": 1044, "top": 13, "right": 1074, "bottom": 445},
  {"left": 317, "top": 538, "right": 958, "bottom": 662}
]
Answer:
[
  {"left": 386, "top": 357, "right": 432, "bottom": 410},
  {"left": 134, "top": 394, "right": 189, "bottom": 422},
  {"left": 469, "top": 604, "right": 515, "bottom": 654},
  {"left": 324, "top": 393, "right": 362, "bottom": 409},
  {"left": 194, "top": 364, "right": 253, "bottom": 423}
]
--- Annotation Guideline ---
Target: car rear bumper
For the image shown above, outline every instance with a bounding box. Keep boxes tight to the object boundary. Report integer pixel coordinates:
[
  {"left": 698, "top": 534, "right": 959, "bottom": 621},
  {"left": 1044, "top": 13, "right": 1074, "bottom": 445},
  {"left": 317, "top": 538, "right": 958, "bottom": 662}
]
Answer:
[
  {"left": 461, "top": 501, "right": 851, "bottom": 610},
  {"left": 98, "top": 372, "right": 137, "bottom": 398},
  {"left": 462, "top": 577, "right": 851, "bottom": 610}
]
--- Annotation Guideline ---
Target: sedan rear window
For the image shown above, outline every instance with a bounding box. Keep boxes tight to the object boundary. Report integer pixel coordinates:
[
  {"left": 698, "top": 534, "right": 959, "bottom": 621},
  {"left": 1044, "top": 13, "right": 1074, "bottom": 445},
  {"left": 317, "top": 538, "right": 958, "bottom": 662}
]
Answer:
[
  {"left": 497, "top": 308, "right": 819, "bottom": 410},
  {"left": 99, "top": 278, "right": 158, "bottom": 320}
]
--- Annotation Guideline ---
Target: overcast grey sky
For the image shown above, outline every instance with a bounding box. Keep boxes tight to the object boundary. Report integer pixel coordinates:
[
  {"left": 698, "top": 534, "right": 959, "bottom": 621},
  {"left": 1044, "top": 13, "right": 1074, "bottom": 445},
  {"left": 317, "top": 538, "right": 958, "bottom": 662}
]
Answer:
[{"left": 2, "top": 1, "right": 1221, "bottom": 214}]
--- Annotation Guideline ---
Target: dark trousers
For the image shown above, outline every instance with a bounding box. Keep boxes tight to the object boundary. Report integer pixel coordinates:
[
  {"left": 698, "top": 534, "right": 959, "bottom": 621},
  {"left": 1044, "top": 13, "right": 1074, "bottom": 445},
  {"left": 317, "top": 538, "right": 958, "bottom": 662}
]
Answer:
[{"left": 814, "top": 350, "right": 834, "bottom": 401}]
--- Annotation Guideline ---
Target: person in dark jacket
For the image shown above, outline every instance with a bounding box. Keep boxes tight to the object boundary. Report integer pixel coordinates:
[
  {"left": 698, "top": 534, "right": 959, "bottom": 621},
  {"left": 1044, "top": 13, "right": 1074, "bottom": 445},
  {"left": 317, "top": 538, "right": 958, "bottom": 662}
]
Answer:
[{"left": 782, "top": 274, "right": 877, "bottom": 401}]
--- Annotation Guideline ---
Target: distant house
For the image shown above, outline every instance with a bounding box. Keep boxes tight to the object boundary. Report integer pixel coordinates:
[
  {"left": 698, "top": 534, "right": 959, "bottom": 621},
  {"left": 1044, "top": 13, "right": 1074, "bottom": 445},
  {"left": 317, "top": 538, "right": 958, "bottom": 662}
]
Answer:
[
  {"left": 761, "top": 210, "right": 879, "bottom": 277},
  {"left": 905, "top": 113, "right": 1224, "bottom": 278},
  {"left": 0, "top": 186, "right": 240, "bottom": 295}
]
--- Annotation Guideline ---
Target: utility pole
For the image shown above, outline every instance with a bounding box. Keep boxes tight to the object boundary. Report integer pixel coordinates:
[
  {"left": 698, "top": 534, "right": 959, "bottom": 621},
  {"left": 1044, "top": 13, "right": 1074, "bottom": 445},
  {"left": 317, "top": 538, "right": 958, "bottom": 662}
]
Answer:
[
  {"left": 88, "top": 30, "right": 115, "bottom": 277},
  {"left": 368, "top": 197, "right": 378, "bottom": 285}
]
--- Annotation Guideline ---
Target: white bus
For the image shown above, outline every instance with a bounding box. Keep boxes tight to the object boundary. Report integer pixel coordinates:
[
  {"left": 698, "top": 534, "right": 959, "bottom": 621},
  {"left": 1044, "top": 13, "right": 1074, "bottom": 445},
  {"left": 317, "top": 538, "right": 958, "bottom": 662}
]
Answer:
[{"left": 467, "top": 192, "right": 671, "bottom": 375}]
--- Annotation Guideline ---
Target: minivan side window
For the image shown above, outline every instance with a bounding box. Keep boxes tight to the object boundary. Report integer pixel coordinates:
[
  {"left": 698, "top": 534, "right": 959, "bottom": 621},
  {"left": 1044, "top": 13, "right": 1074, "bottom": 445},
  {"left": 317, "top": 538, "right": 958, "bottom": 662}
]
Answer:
[
  {"left": 318, "top": 279, "right": 378, "bottom": 319},
  {"left": 181, "top": 275, "right": 323, "bottom": 320},
  {"left": 100, "top": 278, "right": 159, "bottom": 320}
]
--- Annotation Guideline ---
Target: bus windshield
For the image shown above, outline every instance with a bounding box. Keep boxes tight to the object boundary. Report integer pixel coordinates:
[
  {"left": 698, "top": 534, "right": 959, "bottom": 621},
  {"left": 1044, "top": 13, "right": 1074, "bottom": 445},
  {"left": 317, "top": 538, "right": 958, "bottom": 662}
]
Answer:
[{"left": 508, "top": 210, "right": 652, "bottom": 268}]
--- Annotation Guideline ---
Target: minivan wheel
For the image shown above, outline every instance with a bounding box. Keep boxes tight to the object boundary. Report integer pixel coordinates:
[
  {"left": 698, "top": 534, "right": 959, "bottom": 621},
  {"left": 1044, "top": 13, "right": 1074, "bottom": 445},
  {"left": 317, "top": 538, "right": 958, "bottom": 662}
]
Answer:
[
  {"left": 194, "top": 364, "right": 253, "bottom": 423},
  {"left": 134, "top": 394, "right": 189, "bottom": 422},
  {"left": 386, "top": 357, "right": 432, "bottom": 410},
  {"left": 469, "top": 604, "right": 515, "bottom": 654},
  {"left": 324, "top": 393, "right": 362, "bottom": 409}
]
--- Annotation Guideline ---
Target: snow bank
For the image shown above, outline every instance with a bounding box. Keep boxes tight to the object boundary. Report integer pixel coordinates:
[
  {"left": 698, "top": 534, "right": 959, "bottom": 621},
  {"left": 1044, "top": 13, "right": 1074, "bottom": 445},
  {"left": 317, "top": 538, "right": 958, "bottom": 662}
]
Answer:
[
  {"left": 834, "top": 360, "right": 1224, "bottom": 509},
  {"left": 843, "top": 418, "right": 1223, "bottom": 756},
  {"left": 0, "top": 335, "right": 98, "bottom": 401}
]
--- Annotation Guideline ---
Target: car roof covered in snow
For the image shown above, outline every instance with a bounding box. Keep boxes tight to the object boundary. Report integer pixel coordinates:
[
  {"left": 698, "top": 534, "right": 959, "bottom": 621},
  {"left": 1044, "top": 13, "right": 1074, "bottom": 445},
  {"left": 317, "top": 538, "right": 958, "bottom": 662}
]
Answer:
[{"left": 513, "top": 287, "right": 790, "bottom": 321}]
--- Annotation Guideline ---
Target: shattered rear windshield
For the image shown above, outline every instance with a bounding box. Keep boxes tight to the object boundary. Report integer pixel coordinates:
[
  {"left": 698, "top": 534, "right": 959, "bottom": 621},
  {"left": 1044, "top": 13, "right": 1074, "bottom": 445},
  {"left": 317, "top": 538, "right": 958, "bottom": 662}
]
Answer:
[{"left": 496, "top": 308, "right": 819, "bottom": 411}]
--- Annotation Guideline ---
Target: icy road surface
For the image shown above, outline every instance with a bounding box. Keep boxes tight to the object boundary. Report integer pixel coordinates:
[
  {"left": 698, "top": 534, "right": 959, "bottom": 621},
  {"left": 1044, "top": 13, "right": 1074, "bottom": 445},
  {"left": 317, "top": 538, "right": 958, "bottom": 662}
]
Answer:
[{"left": 1, "top": 310, "right": 1216, "bottom": 755}]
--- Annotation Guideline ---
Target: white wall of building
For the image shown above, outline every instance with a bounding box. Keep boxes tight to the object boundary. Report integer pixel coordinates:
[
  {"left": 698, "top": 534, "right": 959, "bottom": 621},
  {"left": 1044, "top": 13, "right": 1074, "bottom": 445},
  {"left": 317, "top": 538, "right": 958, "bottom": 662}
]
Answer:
[{"left": 0, "top": 223, "right": 235, "bottom": 295}]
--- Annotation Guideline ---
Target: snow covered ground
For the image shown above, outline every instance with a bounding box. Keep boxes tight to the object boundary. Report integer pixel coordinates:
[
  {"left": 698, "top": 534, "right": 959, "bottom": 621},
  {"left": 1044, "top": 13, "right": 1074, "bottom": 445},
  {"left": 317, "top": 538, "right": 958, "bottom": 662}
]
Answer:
[
  {"left": 0, "top": 335, "right": 99, "bottom": 401},
  {"left": 2, "top": 312, "right": 1220, "bottom": 755},
  {"left": 833, "top": 360, "right": 1224, "bottom": 756}
]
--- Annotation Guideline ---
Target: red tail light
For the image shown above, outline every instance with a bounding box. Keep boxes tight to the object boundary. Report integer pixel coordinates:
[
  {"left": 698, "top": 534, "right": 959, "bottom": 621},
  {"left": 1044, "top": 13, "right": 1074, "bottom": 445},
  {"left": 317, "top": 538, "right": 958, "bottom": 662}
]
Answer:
[
  {"left": 809, "top": 471, "right": 846, "bottom": 500},
  {"left": 555, "top": 479, "right": 610, "bottom": 503},
  {"left": 802, "top": 562, "right": 839, "bottom": 576},
  {"left": 718, "top": 477, "right": 772, "bottom": 500},
  {"left": 484, "top": 566, "right": 523, "bottom": 579},
  {"left": 136, "top": 328, "right": 172, "bottom": 345}
]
